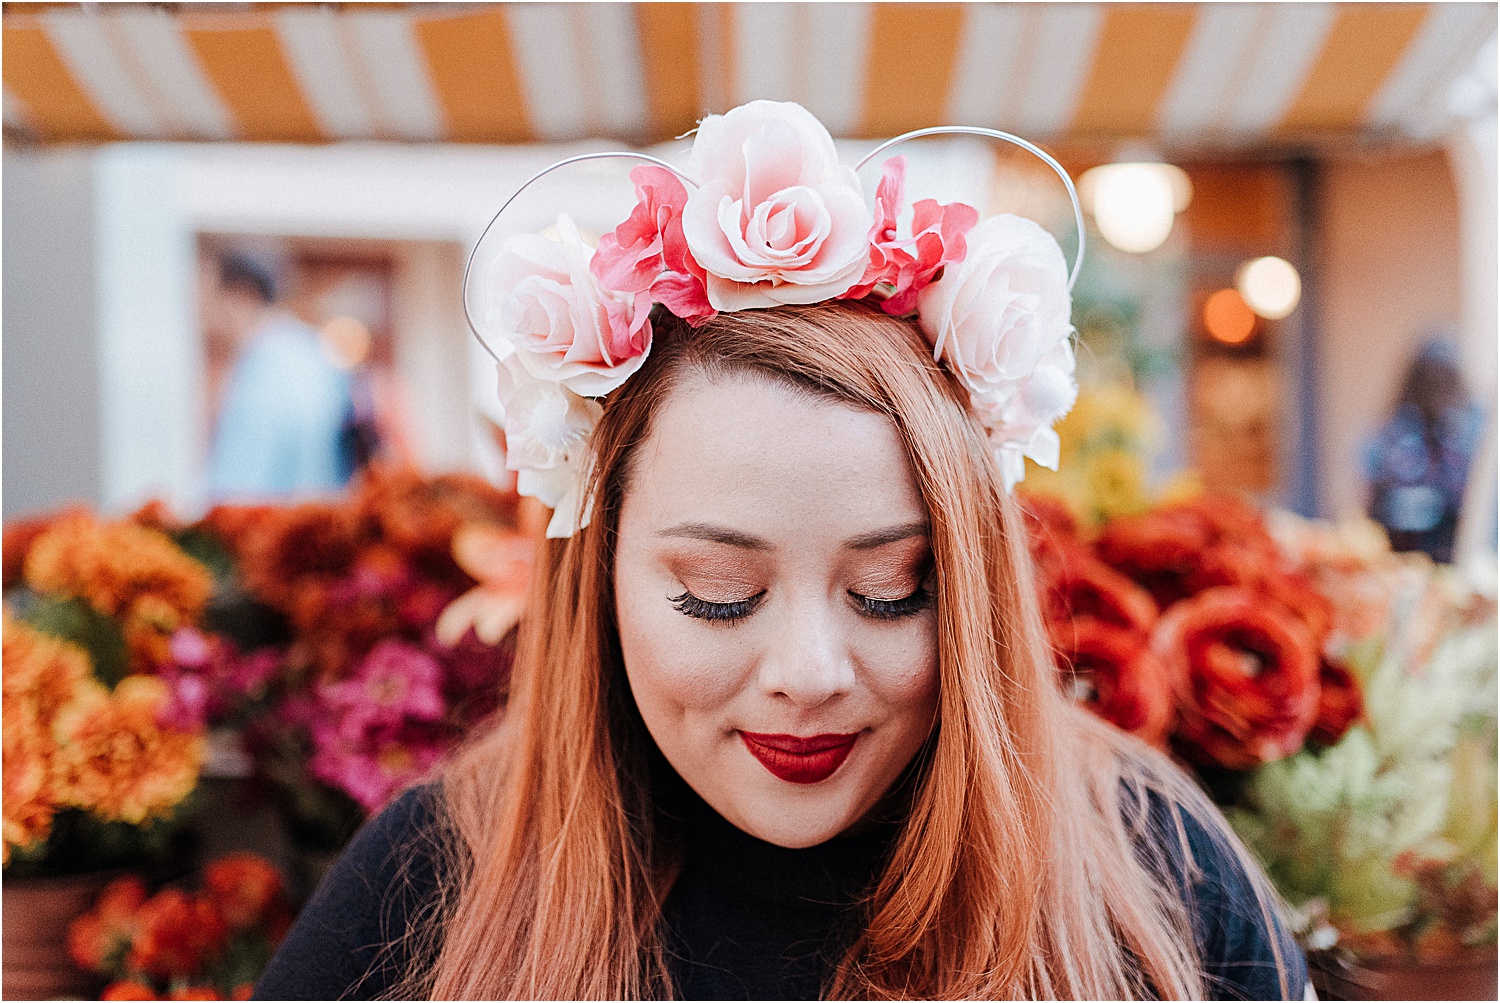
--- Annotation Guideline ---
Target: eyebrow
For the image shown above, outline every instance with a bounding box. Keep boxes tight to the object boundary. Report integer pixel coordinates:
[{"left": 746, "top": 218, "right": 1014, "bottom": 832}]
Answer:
[{"left": 656, "top": 520, "right": 928, "bottom": 551}]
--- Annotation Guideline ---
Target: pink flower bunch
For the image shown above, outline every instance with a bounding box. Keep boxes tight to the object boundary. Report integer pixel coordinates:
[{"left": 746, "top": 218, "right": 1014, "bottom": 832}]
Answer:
[
  {"left": 157, "top": 629, "right": 283, "bottom": 731},
  {"left": 297, "top": 634, "right": 507, "bottom": 813},
  {"left": 484, "top": 100, "right": 1079, "bottom": 533},
  {"left": 307, "top": 639, "right": 450, "bottom": 812}
]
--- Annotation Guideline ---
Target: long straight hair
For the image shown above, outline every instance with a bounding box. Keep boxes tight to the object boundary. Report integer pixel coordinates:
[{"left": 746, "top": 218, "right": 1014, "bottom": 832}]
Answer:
[{"left": 419, "top": 302, "right": 1293, "bottom": 999}]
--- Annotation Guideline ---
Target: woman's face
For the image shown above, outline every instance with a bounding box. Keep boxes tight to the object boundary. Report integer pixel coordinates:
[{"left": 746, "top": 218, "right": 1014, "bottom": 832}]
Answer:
[{"left": 614, "top": 370, "right": 939, "bottom": 848}]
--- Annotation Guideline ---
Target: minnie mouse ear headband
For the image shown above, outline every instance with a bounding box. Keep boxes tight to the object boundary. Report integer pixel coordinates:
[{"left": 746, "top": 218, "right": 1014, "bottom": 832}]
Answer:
[{"left": 465, "top": 100, "right": 1085, "bottom": 538}]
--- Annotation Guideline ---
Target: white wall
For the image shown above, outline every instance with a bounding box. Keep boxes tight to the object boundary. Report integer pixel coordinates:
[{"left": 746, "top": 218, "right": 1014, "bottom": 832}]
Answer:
[{"left": 3, "top": 148, "right": 105, "bottom": 519}]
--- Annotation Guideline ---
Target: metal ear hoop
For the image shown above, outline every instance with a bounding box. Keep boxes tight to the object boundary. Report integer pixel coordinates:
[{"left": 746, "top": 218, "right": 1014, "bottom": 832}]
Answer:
[
  {"left": 855, "top": 127, "right": 1086, "bottom": 293},
  {"left": 464, "top": 128, "right": 1085, "bottom": 363},
  {"left": 462, "top": 152, "right": 699, "bottom": 362}
]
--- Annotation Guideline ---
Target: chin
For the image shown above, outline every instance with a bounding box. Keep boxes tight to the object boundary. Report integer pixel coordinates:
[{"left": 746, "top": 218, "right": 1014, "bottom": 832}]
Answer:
[{"left": 730, "top": 796, "right": 863, "bottom": 849}]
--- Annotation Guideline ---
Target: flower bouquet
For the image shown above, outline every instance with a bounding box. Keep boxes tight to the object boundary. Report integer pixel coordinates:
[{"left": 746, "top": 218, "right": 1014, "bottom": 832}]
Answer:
[
  {"left": 3, "top": 511, "right": 215, "bottom": 874},
  {"left": 68, "top": 852, "right": 292, "bottom": 1000},
  {"left": 199, "top": 464, "right": 530, "bottom": 853},
  {"left": 1023, "top": 490, "right": 1498, "bottom": 994}
]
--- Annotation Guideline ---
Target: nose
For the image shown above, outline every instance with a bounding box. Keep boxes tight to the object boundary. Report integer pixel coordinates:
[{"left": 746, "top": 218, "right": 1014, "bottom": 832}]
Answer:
[{"left": 757, "top": 598, "right": 857, "bottom": 709}]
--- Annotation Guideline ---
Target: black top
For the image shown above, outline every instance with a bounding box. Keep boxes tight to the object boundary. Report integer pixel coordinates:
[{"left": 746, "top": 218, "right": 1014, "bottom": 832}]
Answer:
[{"left": 254, "top": 785, "right": 1306, "bottom": 1001}]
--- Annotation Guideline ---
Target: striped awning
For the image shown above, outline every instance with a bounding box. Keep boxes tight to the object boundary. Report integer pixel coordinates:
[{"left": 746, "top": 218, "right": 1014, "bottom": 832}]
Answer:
[{"left": 3, "top": 2, "right": 1494, "bottom": 149}]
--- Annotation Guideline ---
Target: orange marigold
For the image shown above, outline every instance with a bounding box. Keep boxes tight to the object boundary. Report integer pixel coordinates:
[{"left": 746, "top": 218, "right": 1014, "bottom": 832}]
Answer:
[
  {"left": 2, "top": 614, "right": 102, "bottom": 859},
  {"left": 51, "top": 675, "right": 204, "bottom": 825},
  {"left": 126, "top": 889, "right": 227, "bottom": 981},
  {"left": 24, "top": 513, "right": 212, "bottom": 668},
  {"left": 202, "top": 853, "right": 288, "bottom": 932},
  {"left": 3, "top": 506, "right": 86, "bottom": 591},
  {"left": 102, "top": 979, "right": 159, "bottom": 1000}
]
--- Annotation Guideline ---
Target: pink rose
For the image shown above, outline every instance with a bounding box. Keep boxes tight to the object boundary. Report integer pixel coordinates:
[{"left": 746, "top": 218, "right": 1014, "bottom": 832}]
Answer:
[
  {"left": 486, "top": 213, "right": 652, "bottom": 397},
  {"left": 842, "top": 156, "right": 979, "bottom": 316},
  {"left": 591, "top": 165, "right": 716, "bottom": 326},
  {"left": 682, "top": 100, "right": 872, "bottom": 311}
]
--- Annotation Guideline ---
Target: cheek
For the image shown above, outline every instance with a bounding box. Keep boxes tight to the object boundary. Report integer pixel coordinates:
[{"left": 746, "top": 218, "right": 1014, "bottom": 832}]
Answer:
[
  {"left": 615, "top": 573, "right": 753, "bottom": 721},
  {"left": 855, "top": 619, "right": 940, "bottom": 715}
]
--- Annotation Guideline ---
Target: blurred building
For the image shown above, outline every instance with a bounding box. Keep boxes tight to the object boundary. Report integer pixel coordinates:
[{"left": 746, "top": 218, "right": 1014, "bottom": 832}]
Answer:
[{"left": 3, "top": 3, "right": 1495, "bottom": 566}]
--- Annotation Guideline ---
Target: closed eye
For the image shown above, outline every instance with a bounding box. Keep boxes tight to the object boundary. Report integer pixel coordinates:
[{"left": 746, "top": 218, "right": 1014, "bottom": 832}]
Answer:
[
  {"left": 670, "top": 590, "right": 764, "bottom": 623},
  {"left": 851, "top": 587, "right": 934, "bottom": 620}
]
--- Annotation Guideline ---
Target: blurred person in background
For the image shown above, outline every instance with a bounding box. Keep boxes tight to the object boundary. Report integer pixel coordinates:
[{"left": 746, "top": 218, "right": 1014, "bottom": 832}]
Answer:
[
  {"left": 204, "top": 250, "right": 359, "bottom": 499},
  {"left": 1365, "top": 337, "right": 1485, "bottom": 563}
]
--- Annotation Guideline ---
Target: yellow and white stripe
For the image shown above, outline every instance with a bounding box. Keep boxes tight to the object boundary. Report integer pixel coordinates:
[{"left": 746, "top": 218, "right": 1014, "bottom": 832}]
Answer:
[{"left": 3, "top": 2, "right": 1492, "bottom": 147}]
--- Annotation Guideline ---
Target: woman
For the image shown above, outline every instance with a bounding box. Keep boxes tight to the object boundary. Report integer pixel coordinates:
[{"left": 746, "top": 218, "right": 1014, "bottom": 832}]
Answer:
[
  {"left": 256, "top": 102, "right": 1305, "bottom": 1000},
  {"left": 1366, "top": 337, "right": 1484, "bottom": 563}
]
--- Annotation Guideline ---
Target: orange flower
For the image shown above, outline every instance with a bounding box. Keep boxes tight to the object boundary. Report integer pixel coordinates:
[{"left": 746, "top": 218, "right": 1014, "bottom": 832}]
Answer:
[
  {"left": 68, "top": 875, "right": 149, "bottom": 973},
  {"left": 355, "top": 464, "right": 516, "bottom": 569},
  {"left": 231, "top": 984, "right": 255, "bottom": 1000},
  {"left": 1152, "top": 587, "right": 1320, "bottom": 769},
  {"left": 1039, "top": 546, "right": 1159, "bottom": 647},
  {"left": 126, "top": 889, "right": 227, "bottom": 981},
  {"left": 1056, "top": 621, "right": 1174, "bottom": 746},
  {"left": 436, "top": 525, "right": 535, "bottom": 647},
  {"left": 236, "top": 503, "right": 358, "bottom": 617},
  {"left": 2, "top": 614, "right": 101, "bottom": 859},
  {"left": 23, "top": 513, "right": 212, "bottom": 668},
  {"left": 166, "top": 986, "right": 220, "bottom": 1000},
  {"left": 102, "top": 979, "right": 159, "bottom": 1000},
  {"left": 202, "top": 853, "right": 288, "bottom": 933},
  {"left": 3, "top": 506, "right": 86, "bottom": 591},
  {"left": 1309, "top": 655, "right": 1364, "bottom": 747},
  {"left": 51, "top": 675, "right": 204, "bottom": 825}
]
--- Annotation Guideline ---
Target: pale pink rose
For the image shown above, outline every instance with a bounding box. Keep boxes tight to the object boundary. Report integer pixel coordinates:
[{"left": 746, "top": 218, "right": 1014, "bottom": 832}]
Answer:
[
  {"left": 495, "top": 356, "right": 602, "bottom": 538},
  {"left": 682, "top": 100, "right": 872, "bottom": 311},
  {"left": 841, "top": 156, "right": 979, "bottom": 316},
  {"left": 591, "top": 166, "right": 716, "bottom": 326},
  {"left": 486, "top": 213, "right": 652, "bottom": 397},
  {"left": 917, "top": 213, "right": 1072, "bottom": 399}
]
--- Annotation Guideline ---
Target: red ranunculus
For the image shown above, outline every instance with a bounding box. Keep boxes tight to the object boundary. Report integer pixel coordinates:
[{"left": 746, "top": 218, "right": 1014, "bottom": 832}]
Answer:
[
  {"left": 1097, "top": 494, "right": 1280, "bottom": 608},
  {"left": 1056, "top": 620, "right": 1174, "bottom": 746},
  {"left": 1042, "top": 549, "right": 1159, "bottom": 647},
  {"left": 1310, "top": 655, "right": 1364, "bottom": 746},
  {"left": 1152, "top": 587, "right": 1321, "bottom": 769}
]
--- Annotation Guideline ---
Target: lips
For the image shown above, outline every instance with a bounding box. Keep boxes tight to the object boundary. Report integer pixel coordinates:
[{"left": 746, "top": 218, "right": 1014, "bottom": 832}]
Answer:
[{"left": 739, "top": 731, "right": 860, "bottom": 784}]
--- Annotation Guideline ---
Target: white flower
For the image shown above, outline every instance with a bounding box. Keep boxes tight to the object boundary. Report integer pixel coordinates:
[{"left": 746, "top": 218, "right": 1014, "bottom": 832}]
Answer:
[
  {"left": 919, "top": 214, "right": 1076, "bottom": 490},
  {"left": 495, "top": 355, "right": 603, "bottom": 538}
]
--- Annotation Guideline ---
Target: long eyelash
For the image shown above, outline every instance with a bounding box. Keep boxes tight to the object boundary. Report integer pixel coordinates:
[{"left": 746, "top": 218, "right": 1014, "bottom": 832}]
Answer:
[
  {"left": 855, "top": 587, "right": 935, "bottom": 620},
  {"left": 670, "top": 591, "right": 762, "bottom": 622}
]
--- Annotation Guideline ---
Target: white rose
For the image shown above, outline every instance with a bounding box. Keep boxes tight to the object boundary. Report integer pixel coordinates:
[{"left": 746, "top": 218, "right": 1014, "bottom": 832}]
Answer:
[
  {"left": 495, "top": 356, "right": 603, "bottom": 537},
  {"left": 917, "top": 213, "right": 1072, "bottom": 399}
]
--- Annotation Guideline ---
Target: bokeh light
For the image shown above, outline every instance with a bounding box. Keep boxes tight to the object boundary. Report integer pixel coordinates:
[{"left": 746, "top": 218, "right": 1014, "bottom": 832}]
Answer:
[
  {"left": 1235, "top": 256, "right": 1302, "bottom": 319},
  {"left": 1080, "top": 162, "right": 1192, "bottom": 254},
  {"left": 1203, "top": 288, "right": 1257, "bottom": 345}
]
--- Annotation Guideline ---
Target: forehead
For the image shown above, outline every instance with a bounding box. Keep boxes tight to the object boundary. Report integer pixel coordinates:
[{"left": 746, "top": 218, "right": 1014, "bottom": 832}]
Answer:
[{"left": 620, "top": 370, "right": 926, "bottom": 539}]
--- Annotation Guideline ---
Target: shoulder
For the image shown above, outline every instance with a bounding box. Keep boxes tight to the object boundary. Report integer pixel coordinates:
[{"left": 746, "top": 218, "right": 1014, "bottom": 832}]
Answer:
[
  {"left": 1138, "top": 789, "right": 1308, "bottom": 1001},
  {"left": 253, "top": 785, "right": 449, "bottom": 1000}
]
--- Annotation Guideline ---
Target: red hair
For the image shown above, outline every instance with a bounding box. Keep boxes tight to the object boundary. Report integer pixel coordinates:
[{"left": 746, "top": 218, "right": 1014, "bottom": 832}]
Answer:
[{"left": 416, "top": 302, "right": 1294, "bottom": 999}]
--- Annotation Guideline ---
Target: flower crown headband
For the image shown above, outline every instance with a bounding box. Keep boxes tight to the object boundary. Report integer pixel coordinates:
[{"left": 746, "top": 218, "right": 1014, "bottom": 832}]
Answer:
[{"left": 465, "top": 100, "right": 1086, "bottom": 538}]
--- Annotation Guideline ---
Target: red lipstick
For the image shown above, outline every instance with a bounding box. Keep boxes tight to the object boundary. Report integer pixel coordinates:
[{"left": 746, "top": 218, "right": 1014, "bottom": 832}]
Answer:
[{"left": 739, "top": 731, "right": 859, "bottom": 784}]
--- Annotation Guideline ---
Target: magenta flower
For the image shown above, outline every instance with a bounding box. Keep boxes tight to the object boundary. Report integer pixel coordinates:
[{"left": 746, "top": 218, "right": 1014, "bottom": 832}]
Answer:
[
  {"left": 591, "top": 165, "right": 716, "bottom": 326},
  {"left": 308, "top": 717, "right": 447, "bottom": 813},
  {"left": 320, "top": 638, "right": 445, "bottom": 741},
  {"left": 841, "top": 156, "right": 979, "bottom": 316}
]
